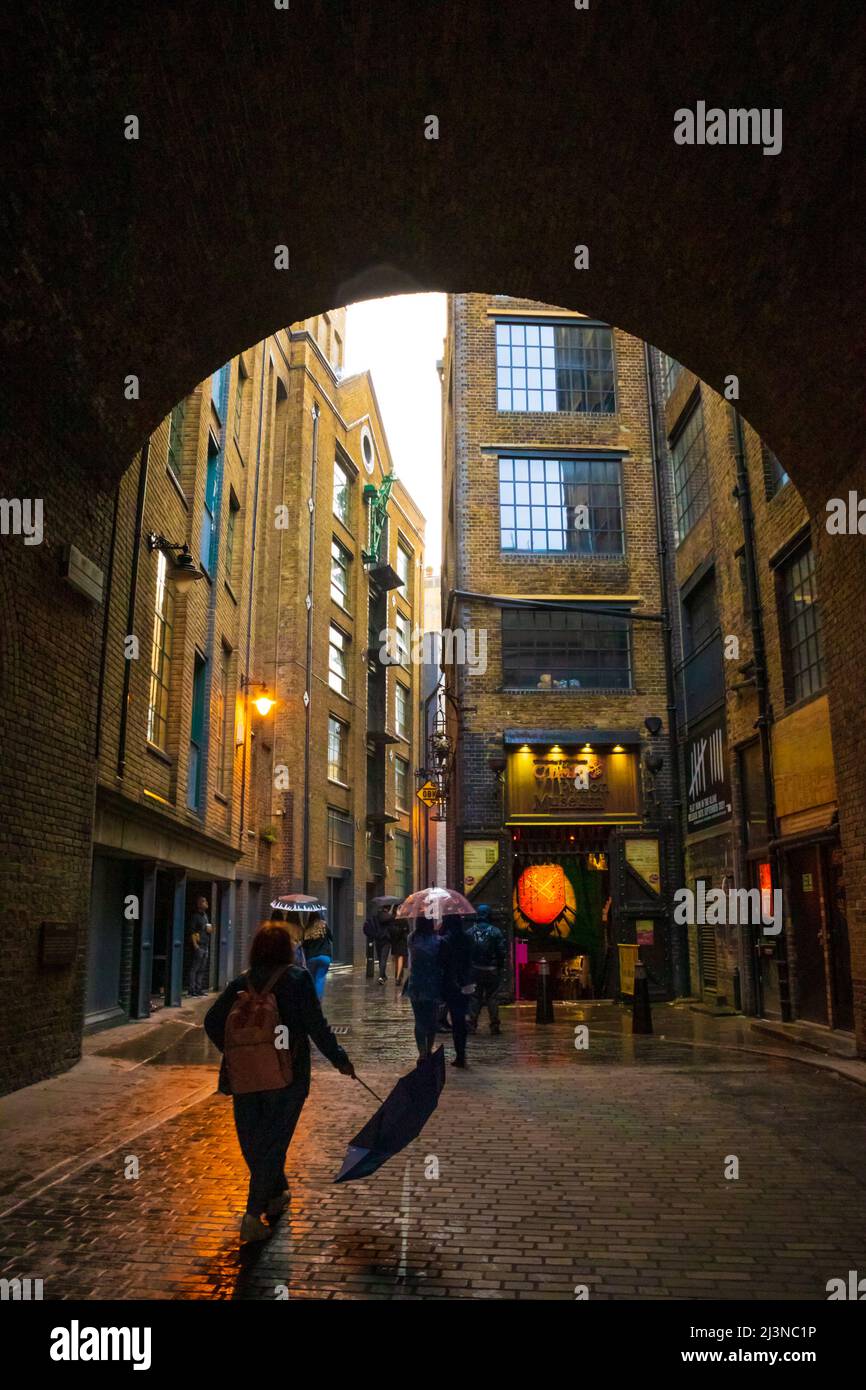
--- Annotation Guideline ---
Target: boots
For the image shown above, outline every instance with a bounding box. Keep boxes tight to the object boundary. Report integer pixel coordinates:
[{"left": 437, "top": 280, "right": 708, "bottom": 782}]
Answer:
[{"left": 240, "top": 1213, "right": 272, "bottom": 1244}]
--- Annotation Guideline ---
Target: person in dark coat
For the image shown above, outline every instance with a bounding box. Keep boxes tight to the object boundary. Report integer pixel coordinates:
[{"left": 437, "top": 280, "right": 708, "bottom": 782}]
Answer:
[
  {"left": 438, "top": 913, "right": 476, "bottom": 1069},
  {"left": 404, "top": 916, "right": 442, "bottom": 1058},
  {"left": 204, "top": 921, "right": 355, "bottom": 1245},
  {"left": 370, "top": 904, "right": 395, "bottom": 983},
  {"left": 467, "top": 904, "right": 507, "bottom": 1035}
]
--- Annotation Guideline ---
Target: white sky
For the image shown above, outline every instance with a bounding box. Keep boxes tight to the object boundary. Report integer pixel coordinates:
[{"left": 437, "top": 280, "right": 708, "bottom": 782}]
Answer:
[{"left": 344, "top": 293, "right": 447, "bottom": 566}]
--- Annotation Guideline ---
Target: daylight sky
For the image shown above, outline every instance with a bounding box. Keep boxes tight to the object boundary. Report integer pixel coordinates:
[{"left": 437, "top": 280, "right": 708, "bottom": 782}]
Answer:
[{"left": 344, "top": 293, "right": 447, "bottom": 567}]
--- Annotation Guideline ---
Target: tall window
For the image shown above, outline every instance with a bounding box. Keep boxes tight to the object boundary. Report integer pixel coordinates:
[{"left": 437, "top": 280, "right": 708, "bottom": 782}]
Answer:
[
  {"left": 327, "top": 808, "right": 354, "bottom": 869},
  {"left": 215, "top": 647, "right": 230, "bottom": 795},
  {"left": 501, "top": 606, "right": 631, "bottom": 690},
  {"left": 211, "top": 364, "right": 228, "bottom": 422},
  {"left": 670, "top": 401, "right": 709, "bottom": 540},
  {"left": 225, "top": 491, "right": 240, "bottom": 585},
  {"left": 394, "top": 832, "right": 412, "bottom": 898},
  {"left": 328, "top": 715, "right": 348, "bottom": 783},
  {"left": 778, "top": 543, "right": 824, "bottom": 704},
  {"left": 397, "top": 543, "right": 412, "bottom": 593},
  {"left": 333, "top": 459, "right": 350, "bottom": 525},
  {"left": 187, "top": 653, "right": 207, "bottom": 812},
  {"left": 328, "top": 625, "right": 349, "bottom": 696},
  {"left": 200, "top": 436, "right": 221, "bottom": 574},
  {"left": 395, "top": 681, "right": 409, "bottom": 738},
  {"left": 167, "top": 399, "right": 186, "bottom": 481},
  {"left": 330, "top": 538, "right": 351, "bottom": 608},
  {"left": 767, "top": 449, "right": 790, "bottom": 497},
  {"left": 498, "top": 455, "right": 623, "bottom": 554},
  {"left": 660, "top": 353, "right": 682, "bottom": 399},
  {"left": 395, "top": 611, "right": 412, "bottom": 667},
  {"left": 233, "top": 362, "right": 247, "bottom": 444},
  {"left": 395, "top": 755, "right": 409, "bottom": 809},
  {"left": 495, "top": 320, "right": 615, "bottom": 414},
  {"left": 147, "top": 550, "right": 174, "bottom": 750}
]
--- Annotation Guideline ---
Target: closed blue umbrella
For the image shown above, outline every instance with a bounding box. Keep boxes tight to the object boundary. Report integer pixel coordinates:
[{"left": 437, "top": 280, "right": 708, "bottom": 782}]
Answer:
[{"left": 335, "top": 1048, "right": 447, "bottom": 1182}]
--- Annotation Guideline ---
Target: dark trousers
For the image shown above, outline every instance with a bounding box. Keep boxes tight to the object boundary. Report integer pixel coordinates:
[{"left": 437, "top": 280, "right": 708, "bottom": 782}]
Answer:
[
  {"left": 469, "top": 969, "right": 502, "bottom": 1027},
  {"left": 189, "top": 947, "right": 209, "bottom": 995},
  {"left": 232, "top": 1082, "right": 307, "bottom": 1217},
  {"left": 444, "top": 989, "right": 469, "bottom": 1063},
  {"left": 410, "top": 999, "right": 439, "bottom": 1056},
  {"left": 376, "top": 940, "right": 391, "bottom": 979}
]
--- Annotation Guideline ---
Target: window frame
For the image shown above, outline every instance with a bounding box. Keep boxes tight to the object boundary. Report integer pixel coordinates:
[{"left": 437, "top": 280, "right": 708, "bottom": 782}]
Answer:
[
  {"left": 494, "top": 318, "right": 616, "bottom": 415},
  {"left": 146, "top": 549, "right": 175, "bottom": 751},
  {"left": 395, "top": 754, "right": 410, "bottom": 810},
  {"left": 669, "top": 397, "right": 710, "bottom": 541},
  {"left": 500, "top": 604, "right": 633, "bottom": 692},
  {"left": 777, "top": 541, "right": 825, "bottom": 707},
  {"left": 330, "top": 536, "right": 351, "bottom": 610},
  {"left": 333, "top": 457, "right": 351, "bottom": 527},
  {"left": 497, "top": 453, "right": 624, "bottom": 556},
  {"left": 395, "top": 679, "right": 410, "bottom": 738},
  {"left": 328, "top": 624, "right": 350, "bottom": 697},
  {"left": 327, "top": 714, "right": 349, "bottom": 784}
]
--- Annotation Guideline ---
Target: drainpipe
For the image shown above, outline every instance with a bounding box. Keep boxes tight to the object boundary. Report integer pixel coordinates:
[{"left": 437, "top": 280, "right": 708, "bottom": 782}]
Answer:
[
  {"left": 94, "top": 482, "right": 122, "bottom": 758},
  {"left": 730, "top": 405, "right": 789, "bottom": 1021},
  {"left": 302, "top": 401, "right": 320, "bottom": 893},
  {"left": 116, "top": 440, "right": 150, "bottom": 779},
  {"left": 643, "top": 344, "right": 688, "bottom": 997},
  {"left": 239, "top": 342, "right": 268, "bottom": 843}
]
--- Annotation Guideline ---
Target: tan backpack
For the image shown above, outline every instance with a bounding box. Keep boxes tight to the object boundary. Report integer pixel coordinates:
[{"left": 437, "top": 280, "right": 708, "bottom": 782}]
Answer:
[{"left": 224, "top": 967, "right": 293, "bottom": 1094}]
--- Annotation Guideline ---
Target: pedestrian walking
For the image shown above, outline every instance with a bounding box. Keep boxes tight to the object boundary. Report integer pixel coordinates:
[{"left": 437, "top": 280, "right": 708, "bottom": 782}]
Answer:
[
  {"left": 389, "top": 912, "right": 410, "bottom": 987},
  {"left": 467, "top": 904, "right": 507, "bottom": 1035},
  {"left": 301, "top": 912, "right": 333, "bottom": 1001},
  {"left": 404, "top": 916, "right": 443, "bottom": 1059},
  {"left": 364, "top": 903, "right": 394, "bottom": 983},
  {"left": 439, "top": 913, "right": 476, "bottom": 1069},
  {"left": 187, "top": 895, "right": 213, "bottom": 996},
  {"left": 204, "top": 921, "right": 355, "bottom": 1245}
]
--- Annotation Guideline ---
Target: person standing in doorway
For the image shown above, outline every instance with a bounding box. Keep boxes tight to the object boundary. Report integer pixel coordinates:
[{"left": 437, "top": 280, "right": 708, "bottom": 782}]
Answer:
[
  {"left": 467, "top": 904, "right": 507, "bottom": 1035},
  {"left": 188, "top": 895, "right": 213, "bottom": 997},
  {"left": 301, "top": 912, "right": 333, "bottom": 1001},
  {"left": 439, "top": 913, "right": 476, "bottom": 1069}
]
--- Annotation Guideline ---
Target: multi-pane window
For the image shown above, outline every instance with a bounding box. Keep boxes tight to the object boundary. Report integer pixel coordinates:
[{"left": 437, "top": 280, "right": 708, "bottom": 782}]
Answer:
[
  {"left": 233, "top": 363, "right": 247, "bottom": 444},
  {"left": 767, "top": 449, "right": 790, "bottom": 497},
  {"left": 495, "top": 320, "right": 615, "bottom": 414},
  {"left": 498, "top": 455, "right": 623, "bottom": 554},
  {"left": 395, "top": 756, "right": 409, "bottom": 809},
  {"left": 394, "top": 831, "right": 412, "bottom": 898},
  {"left": 225, "top": 491, "right": 239, "bottom": 584},
  {"left": 147, "top": 551, "right": 174, "bottom": 750},
  {"left": 660, "top": 353, "right": 682, "bottom": 398},
  {"left": 395, "top": 680, "right": 409, "bottom": 738},
  {"left": 328, "top": 715, "right": 348, "bottom": 783},
  {"left": 397, "top": 543, "right": 412, "bottom": 593},
  {"left": 167, "top": 399, "right": 186, "bottom": 480},
  {"left": 670, "top": 401, "right": 709, "bottom": 540},
  {"left": 327, "top": 807, "right": 354, "bottom": 870},
  {"left": 330, "top": 538, "right": 351, "bottom": 608},
  {"left": 328, "top": 625, "right": 349, "bottom": 696},
  {"left": 215, "top": 648, "right": 230, "bottom": 796},
  {"left": 501, "top": 606, "right": 631, "bottom": 690},
  {"left": 200, "top": 437, "right": 221, "bottom": 574},
  {"left": 333, "top": 459, "right": 350, "bottom": 525},
  {"left": 187, "top": 653, "right": 207, "bottom": 812},
  {"left": 779, "top": 544, "right": 824, "bottom": 705},
  {"left": 395, "top": 611, "right": 412, "bottom": 667},
  {"left": 211, "top": 364, "right": 228, "bottom": 422}
]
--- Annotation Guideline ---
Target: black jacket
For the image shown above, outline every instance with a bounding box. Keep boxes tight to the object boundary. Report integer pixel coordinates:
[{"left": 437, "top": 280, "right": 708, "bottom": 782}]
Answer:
[
  {"left": 471, "top": 922, "right": 507, "bottom": 972},
  {"left": 204, "top": 965, "right": 348, "bottom": 1096},
  {"left": 439, "top": 922, "right": 475, "bottom": 993}
]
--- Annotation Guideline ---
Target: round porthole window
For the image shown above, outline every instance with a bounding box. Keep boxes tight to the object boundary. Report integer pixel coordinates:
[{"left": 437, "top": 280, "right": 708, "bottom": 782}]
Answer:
[{"left": 360, "top": 425, "right": 375, "bottom": 474}]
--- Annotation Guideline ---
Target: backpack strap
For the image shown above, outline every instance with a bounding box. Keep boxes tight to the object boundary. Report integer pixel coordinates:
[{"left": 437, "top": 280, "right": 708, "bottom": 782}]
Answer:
[{"left": 243, "top": 965, "right": 290, "bottom": 998}]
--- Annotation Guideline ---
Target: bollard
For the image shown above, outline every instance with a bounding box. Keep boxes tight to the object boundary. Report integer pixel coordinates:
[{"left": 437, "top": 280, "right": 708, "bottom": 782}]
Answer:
[
  {"left": 535, "top": 956, "right": 554, "bottom": 1024},
  {"left": 732, "top": 965, "right": 742, "bottom": 1012},
  {"left": 632, "top": 958, "right": 653, "bottom": 1034},
  {"left": 365, "top": 938, "right": 375, "bottom": 980}
]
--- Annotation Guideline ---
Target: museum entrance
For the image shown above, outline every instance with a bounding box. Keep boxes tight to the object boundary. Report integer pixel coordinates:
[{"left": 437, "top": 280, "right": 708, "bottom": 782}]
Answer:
[{"left": 511, "top": 825, "right": 614, "bottom": 1002}]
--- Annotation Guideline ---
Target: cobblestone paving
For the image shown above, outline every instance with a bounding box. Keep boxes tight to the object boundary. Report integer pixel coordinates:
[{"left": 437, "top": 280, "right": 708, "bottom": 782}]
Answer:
[{"left": 1, "top": 972, "right": 865, "bottom": 1300}]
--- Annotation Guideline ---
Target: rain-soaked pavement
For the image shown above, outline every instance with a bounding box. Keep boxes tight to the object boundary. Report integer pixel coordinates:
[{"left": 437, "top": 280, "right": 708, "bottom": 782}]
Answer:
[{"left": 1, "top": 968, "right": 866, "bottom": 1300}]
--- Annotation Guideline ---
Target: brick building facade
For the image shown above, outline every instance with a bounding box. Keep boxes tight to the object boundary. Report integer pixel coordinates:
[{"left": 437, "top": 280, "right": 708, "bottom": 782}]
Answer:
[
  {"left": 662, "top": 356, "right": 853, "bottom": 1034},
  {"left": 441, "top": 293, "right": 683, "bottom": 1003}
]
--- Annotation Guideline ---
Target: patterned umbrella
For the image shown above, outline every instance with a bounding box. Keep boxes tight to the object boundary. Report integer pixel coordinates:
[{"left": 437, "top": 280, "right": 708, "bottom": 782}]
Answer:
[
  {"left": 270, "top": 893, "right": 326, "bottom": 915},
  {"left": 395, "top": 887, "right": 475, "bottom": 923}
]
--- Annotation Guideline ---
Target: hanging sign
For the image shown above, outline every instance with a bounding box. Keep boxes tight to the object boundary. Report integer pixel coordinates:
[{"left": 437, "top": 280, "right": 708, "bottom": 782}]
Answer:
[{"left": 416, "top": 780, "right": 439, "bottom": 806}]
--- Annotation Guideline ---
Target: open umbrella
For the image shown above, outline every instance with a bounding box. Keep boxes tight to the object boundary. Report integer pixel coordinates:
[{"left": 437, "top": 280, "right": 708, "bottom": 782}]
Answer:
[
  {"left": 270, "top": 893, "right": 326, "bottom": 915},
  {"left": 396, "top": 887, "right": 475, "bottom": 923},
  {"left": 368, "top": 895, "right": 402, "bottom": 913},
  {"left": 335, "top": 1048, "right": 446, "bottom": 1183}
]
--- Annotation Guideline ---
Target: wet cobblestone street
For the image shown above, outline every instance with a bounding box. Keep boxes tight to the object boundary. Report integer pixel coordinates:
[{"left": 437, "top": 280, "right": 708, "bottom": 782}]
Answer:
[{"left": 2, "top": 970, "right": 866, "bottom": 1301}]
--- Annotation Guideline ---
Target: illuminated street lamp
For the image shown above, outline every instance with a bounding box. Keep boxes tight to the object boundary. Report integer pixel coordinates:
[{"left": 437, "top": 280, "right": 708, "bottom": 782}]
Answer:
[
  {"left": 240, "top": 674, "right": 276, "bottom": 716},
  {"left": 146, "top": 533, "right": 205, "bottom": 589}
]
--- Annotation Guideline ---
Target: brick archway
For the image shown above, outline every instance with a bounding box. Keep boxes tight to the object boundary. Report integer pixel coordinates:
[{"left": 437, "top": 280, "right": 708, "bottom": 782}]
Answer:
[{"left": 2, "top": 1, "right": 865, "bottom": 1089}]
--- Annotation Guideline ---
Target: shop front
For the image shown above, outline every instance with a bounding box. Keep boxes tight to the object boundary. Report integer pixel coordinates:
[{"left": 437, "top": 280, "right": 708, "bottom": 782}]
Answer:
[{"left": 502, "top": 730, "right": 669, "bottom": 1001}]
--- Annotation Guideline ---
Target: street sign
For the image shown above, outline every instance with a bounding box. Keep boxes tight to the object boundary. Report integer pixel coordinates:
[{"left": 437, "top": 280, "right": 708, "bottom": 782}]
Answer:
[{"left": 416, "top": 780, "right": 439, "bottom": 807}]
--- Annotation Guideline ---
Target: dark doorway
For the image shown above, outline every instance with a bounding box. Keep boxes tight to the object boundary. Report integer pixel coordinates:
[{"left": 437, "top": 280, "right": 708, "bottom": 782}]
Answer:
[
  {"left": 151, "top": 870, "right": 177, "bottom": 1009},
  {"left": 825, "top": 842, "right": 854, "bottom": 1031},
  {"left": 786, "top": 844, "right": 829, "bottom": 1026},
  {"left": 327, "top": 874, "right": 348, "bottom": 963}
]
